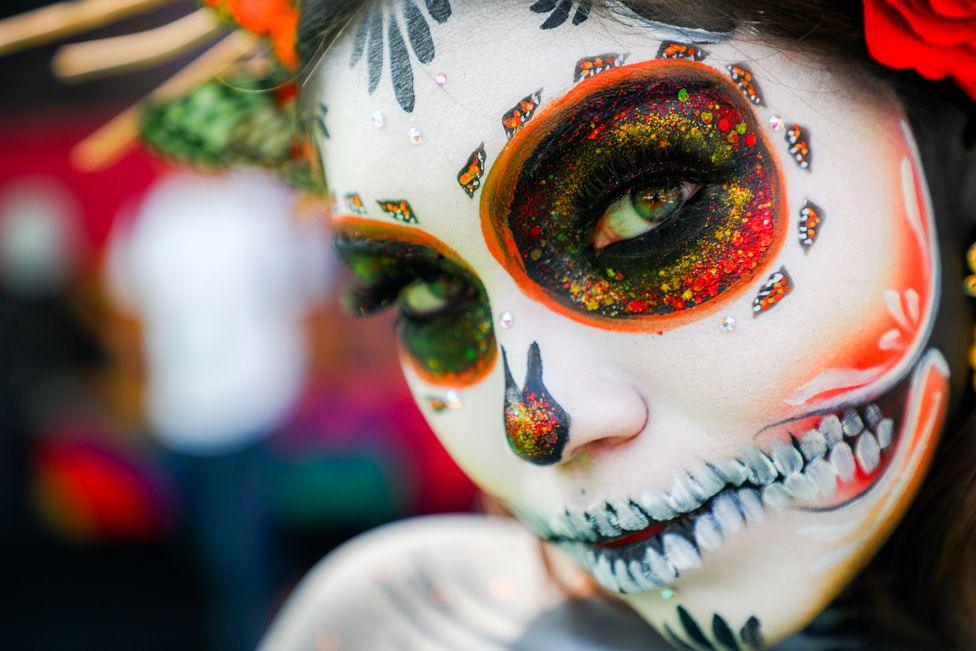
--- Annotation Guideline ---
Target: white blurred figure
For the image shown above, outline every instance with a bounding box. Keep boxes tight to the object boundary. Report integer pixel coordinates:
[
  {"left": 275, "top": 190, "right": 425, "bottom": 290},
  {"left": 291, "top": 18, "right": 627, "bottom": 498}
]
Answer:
[
  {"left": 0, "top": 176, "right": 81, "bottom": 296},
  {"left": 107, "top": 171, "right": 332, "bottom": 454}
]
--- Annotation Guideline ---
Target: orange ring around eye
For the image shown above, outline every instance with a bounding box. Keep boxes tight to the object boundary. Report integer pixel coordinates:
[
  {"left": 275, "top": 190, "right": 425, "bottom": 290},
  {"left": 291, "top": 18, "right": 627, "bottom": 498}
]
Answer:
[
  {"left": 334, "top": 216, "right": 498, "bottom": 387},
  {"left": 480, "top": 59, "right": 789, "bottom": 333}
]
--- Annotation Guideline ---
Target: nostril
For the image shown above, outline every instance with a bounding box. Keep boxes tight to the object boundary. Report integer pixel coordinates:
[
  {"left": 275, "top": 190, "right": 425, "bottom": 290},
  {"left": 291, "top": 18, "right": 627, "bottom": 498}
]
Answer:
[{"left": 565, "top": 435, "right": 638, "bottom": 462}]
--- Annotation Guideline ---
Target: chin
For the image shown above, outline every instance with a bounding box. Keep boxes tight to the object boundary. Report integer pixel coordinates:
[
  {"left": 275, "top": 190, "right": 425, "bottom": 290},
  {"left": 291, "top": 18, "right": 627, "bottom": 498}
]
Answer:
[{"left": 519, "top": 348, "right": 949, "bottom": 647}]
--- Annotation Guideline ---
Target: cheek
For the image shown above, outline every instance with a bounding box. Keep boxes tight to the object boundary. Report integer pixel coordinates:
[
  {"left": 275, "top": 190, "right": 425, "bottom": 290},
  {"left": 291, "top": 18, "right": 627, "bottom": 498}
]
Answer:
[
  {"left": 779, "top": 134, "right": 936, "bottom": 410},
  {"left": 400, "top": 353, "right": 514, "bottom": 492}
]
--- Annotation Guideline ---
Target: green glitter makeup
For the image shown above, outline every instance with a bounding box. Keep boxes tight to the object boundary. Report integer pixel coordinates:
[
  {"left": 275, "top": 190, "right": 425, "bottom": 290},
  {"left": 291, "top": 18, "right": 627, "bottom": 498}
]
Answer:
[
  {"left": 334, "top": 219, "right": 496, "bottom": 386},
  {"left": 482, "top": 60, "right": 786, "bottom": 328},
  {"left": 503, "top": 341, "right": 570, "bottom": 465}
]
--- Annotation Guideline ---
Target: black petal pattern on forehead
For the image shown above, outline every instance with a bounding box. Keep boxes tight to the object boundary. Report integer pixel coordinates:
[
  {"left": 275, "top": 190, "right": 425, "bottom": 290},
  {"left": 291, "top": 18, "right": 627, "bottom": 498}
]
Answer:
[
  {"left": 425, "top": 0, "right": 452, "bottom": 23},
  {"left": 404, "top": 0, "right": 435, "bottom": 63},
  {"left": 530, "top": 0, "right": 592, "bottom": 29},
  {"left": 316, "top": 103, "right": 330, "bottom": 139},
  {"left": 347, "top": 2, "right": 452, "bottom": 113}
]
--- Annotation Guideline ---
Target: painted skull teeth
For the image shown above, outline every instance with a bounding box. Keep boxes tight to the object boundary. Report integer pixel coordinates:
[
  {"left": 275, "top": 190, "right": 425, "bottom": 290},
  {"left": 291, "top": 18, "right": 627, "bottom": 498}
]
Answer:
[{"left": 534, "top": 384, "right": 909, "bottom": 594}]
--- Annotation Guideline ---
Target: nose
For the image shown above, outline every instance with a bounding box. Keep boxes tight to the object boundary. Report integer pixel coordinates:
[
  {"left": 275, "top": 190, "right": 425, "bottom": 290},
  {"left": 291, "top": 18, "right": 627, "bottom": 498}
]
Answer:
[{"left": 502, "top": 341, "right": 647, "bottom": 466}]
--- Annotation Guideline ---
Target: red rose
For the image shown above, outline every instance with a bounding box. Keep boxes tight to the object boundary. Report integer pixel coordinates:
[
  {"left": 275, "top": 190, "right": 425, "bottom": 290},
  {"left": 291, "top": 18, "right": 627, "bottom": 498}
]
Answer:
[{"left": 864, "top": 0, "right": 976, "bottom": 99}]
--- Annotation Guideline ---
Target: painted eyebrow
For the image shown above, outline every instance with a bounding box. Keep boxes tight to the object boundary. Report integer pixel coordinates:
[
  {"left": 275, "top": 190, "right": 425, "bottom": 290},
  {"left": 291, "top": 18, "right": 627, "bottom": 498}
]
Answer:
[{"left": 332, "top": 218, "right": 471, "bottom": 269}]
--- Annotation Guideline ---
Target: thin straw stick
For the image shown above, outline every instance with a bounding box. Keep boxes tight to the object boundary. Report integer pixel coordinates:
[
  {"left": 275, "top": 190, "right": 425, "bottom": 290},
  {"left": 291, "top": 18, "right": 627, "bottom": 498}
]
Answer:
[
  {"left": 52, "top": 8, "right": 223, "bottom": 81},
  {"left": 0, "top": 0, "right": 174, "bottom": 56},
  {"left": 71, "top": 30, "right": 260, "bottom": 172}
]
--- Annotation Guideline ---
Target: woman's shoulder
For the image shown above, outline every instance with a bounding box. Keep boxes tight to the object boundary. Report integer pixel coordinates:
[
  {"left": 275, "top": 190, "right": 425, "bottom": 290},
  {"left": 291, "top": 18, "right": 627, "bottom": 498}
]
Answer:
[{"left": 259, "top": 513, "right": 670, "bottom": 651}]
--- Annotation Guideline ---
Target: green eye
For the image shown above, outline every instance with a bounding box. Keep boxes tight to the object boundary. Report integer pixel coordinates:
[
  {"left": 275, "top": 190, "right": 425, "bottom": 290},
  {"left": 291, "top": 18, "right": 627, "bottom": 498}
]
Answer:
[
  {"left": 399, "top": 276, "right": 467, "bottom": 317},
  {"left": 591, "top": 181, "right": 699, "bottom": 250}
]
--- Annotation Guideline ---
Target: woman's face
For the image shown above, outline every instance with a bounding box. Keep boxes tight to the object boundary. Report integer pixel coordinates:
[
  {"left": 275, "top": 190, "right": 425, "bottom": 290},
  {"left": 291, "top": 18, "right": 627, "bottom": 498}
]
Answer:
[{"left": 313, "top": 1, "right": 950, "bottom": 646}]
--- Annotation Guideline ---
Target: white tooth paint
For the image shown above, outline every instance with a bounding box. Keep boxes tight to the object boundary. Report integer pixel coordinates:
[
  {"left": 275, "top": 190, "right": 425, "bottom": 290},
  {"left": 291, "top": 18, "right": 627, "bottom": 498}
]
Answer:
[
  {"left": 762, "top": 483, "right": 791, "bottom": 510},
  {"left": 737, "top": 488, "right": 765, "bottom": 524},
  {"left": 799, "top": 429, "right": 828, "bottom": 461},
  {"left": 591, "top": 510, "right": 622, "bottom": 538},
  {"left": 865, "top": 403, "right": 883, "bottom": 428},
  {"left": 819, "top": 414, "right": 844, "bottom": 445},
  {"left": 662, "top": 533, "right": 701, "bottom": 572},
  {"left": 876, "top": 418, "right": 894, "bottom": 448},
  {"left": 614, "top": 557, "right": 640, "bottom": 594},
  {"left": 740, "top": 447, "right": 778, "bottom": 485},
  {"left": 640, "top": 492, "right": 676, "bottom": 521},
  {"left": 668, "top": 473, "right": 700, "bottom": 513},
  {"left": 712, "top": 491, "right": 745, "bottom": 534},
  {"left": 568, "top": 512, "right": 597, "bottom": 542},
  {"left": 694, "top": 513, "right": 724, "bottom": 551},
  {"left": 714, "top": 458, "right": 748, "bottom": 486},
  {"left": 692, "top": 464, "right": 725, "bottom": 496},
  {"left": 804, "top": 458, "right": 838, "bottom": 496},
  {"left": 830, "top": 441, "right": 857, "bottom": 481},
  {"left": 614, "top": 501, "right": 649, "bottom": 531},
  {"left": 629, "top": 558, "right": 657, "bottom": 591},
  {"left": 770, "top": 440, "right": 804, "bottom": 475},
  {"left": 645, "top": 546, "right": 677, "bottom": 584},
  {"left": 855, "top": 432, "right": 881, "bottom": 473},
  {"left": 627, "top": 559, "right": 660, "bottom": 592},
  {"left": 783, "top": 472, "right": 819, "bottom": 501},
  {"left": 842, "top": 409, "right": 865, "bottom": 437},
  {"left": 595, "top": 554, "right": 619, "bottom": 592}
]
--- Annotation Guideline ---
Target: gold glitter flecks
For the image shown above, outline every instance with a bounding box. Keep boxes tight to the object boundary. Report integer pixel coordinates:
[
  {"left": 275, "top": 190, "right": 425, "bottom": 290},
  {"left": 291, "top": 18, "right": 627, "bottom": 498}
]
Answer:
[{"left": 504, "top": 78, "right": 779, "bottom": 318}]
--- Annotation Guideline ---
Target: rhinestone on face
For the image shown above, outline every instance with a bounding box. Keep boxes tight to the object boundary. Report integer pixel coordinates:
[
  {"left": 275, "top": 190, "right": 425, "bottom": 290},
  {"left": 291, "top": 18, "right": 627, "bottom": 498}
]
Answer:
[
  {"left": 409, "top": 127, "right": 423, "bottom": 144},
  {"left": 499, "top": 311, "right": 514, "bottom": 329},
  {"left": 660, "top": 588, "right": 677, "bottom": 600},
  {"left": 444, "top": 389, "right": 462, "bottom": 410},
  {"left": 371, "top": 110, "right": 385, "bottom": 127},
  {"left": 769, "top": 114, "right": 785, "bottom": 131},
  {"left": 434, "top": 71, "right": 447, "bottom": 86},
  {"left": 720, "top": 316, "right": 736, "bottom": 333}
]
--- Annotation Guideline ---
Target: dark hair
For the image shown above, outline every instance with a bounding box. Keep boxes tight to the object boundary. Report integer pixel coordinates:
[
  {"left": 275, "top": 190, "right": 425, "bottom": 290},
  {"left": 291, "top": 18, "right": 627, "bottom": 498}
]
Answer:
[{"left": 296, "top": 1, "right": 976, "bottom": 647}]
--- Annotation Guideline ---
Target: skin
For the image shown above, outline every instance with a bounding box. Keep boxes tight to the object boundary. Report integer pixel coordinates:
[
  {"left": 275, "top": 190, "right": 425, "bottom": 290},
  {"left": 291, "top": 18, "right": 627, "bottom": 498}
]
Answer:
[{"left": 311, "top": 1, "right": 953, "bottom": 646}]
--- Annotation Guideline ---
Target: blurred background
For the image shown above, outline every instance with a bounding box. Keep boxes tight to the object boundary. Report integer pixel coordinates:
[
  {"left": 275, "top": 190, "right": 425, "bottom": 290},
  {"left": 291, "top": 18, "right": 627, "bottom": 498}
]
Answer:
[{"left": 0, "top": 1, "right": 478, "bottom": 648}]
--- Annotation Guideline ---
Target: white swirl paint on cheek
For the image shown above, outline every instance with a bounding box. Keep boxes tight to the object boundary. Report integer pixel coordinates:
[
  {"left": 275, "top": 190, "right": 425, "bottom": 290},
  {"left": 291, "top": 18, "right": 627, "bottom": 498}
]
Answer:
[{"left": 782, "top": 122, "right": 940, "bottom": 412}]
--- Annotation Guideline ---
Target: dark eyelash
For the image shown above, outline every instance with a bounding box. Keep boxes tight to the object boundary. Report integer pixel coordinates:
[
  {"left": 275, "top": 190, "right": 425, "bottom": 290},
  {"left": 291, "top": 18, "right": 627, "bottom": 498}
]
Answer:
[
  {"left": 333, "top": 234, "right": 476, "bottom": 318},
  {"left": 570, "top": 146, "right": 724, "bottom": 223}
]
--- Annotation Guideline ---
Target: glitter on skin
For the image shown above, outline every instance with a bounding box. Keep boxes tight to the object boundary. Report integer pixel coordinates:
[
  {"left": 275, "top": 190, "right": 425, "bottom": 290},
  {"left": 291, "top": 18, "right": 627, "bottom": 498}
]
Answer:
[
  {"left": 493, "top": 64, "right": 780, "bottom": 320},
  {"left": 503, "top": 342, "right": 570, "bottom": 465},
  {"left": 334, "top": 219, "right": 497, "bottom": 386}
]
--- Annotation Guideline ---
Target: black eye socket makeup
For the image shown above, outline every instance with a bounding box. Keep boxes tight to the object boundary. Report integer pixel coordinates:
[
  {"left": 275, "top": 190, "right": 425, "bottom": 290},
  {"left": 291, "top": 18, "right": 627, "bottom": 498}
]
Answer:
[
  {"left": 482, "top": 60, "right": 786, "bottom": 326},
  {"left": 333, "top": 221, "right": 496, "bottom": 386}
]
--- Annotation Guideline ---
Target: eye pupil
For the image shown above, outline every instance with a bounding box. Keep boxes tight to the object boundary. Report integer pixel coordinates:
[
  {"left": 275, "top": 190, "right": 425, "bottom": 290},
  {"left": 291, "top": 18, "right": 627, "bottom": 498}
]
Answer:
[{"left": 632, "top": 186, "right": 682, "bottom": 223}]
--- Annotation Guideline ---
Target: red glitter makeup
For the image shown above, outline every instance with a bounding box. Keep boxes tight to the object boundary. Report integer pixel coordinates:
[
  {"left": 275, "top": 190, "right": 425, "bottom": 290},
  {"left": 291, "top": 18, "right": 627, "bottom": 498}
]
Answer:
[
  {"left": 481, "top": 60, "right": 786, "bottom": 329},
  {"left": 503, "top": 342, "right": 570, "bottom": 465}
]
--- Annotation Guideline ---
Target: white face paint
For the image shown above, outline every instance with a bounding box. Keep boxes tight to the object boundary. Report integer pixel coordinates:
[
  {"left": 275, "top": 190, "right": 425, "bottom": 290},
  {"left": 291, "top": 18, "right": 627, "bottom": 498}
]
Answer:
[{"left": 312, "top": 1, "right": 949, "bottom": 645}]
